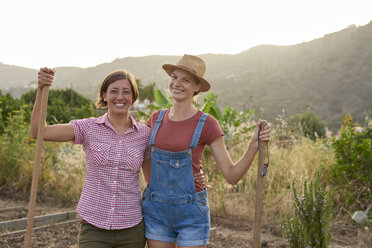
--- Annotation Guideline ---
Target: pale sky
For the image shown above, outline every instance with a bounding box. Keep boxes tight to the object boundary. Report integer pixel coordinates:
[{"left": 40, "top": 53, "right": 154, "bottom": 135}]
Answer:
[{"left": 1, "top": 0, "right": 371, "bottom": 70}]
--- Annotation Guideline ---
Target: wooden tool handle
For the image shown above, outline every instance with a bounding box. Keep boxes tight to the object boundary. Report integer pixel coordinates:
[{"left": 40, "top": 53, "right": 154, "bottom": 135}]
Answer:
[
  {"left": 253, "top": 120, "right": 268, "bottom": 248},
  {"left": 25, "top": 86, "right": 50, "bottom": 248}
]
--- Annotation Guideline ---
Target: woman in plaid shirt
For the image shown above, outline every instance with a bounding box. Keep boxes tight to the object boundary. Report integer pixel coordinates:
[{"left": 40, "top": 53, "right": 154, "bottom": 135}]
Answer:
[{"left": 31, "top": 68, "right": 206, "bottom": 248}]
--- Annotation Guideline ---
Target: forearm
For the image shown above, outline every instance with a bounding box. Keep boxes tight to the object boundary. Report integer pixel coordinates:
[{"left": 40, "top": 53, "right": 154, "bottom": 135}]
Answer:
[
  {"left": 30, "top": 87, "right": 45, "bottom": 139},
  {"left": 229, "top": 142, "right": 258, "bottom": 184},
  {"left": 212, "top": 136, "right": 258, "bottom": 185}
]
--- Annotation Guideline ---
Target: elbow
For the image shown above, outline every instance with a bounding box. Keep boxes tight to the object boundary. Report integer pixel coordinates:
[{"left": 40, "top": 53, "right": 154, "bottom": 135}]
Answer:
[
  {"left": 30, "top": 132, "right": 37, "bottom": 140},
  {"left": 226, "top": 178, "right": 239, "bottom": 185},
  {"left": 30, "top": 128, "right": 38, "bottom": 139}
]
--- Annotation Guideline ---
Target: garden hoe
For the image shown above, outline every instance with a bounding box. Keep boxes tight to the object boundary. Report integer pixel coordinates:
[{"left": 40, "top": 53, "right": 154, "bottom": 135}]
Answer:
[
  {"left": 24, "top": 84, "right": 50, "bottom": 248},
  {"left": 253, "top": 120, "right": 269, "bottom": 248}
]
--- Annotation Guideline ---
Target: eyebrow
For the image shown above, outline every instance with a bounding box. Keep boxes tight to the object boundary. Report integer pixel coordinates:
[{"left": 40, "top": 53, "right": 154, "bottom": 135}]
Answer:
[{"left": 110, "top": 86, "right": 131, "bottom": 90}]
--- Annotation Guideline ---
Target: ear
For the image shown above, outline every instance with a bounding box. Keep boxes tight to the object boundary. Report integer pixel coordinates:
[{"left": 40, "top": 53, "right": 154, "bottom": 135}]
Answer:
[
  {"left": 102, "top": 92, "right": 107, "bottom": 102},
  {"left": 194, "top": 84, "right": 202, "bottom": 93}
]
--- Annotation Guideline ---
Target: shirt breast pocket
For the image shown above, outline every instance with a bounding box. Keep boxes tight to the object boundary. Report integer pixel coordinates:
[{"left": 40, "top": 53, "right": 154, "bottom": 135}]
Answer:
[
  {"left": 89, "top": 142, "right": 112, "bottom": 166},
  {"left": 124, "top": 148, "right": 144, "bottom": 173}
]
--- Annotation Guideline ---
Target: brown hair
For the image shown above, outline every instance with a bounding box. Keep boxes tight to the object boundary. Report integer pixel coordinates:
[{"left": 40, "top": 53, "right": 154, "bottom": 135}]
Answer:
[{"left": 95, "top": 70, "right": 139, "bottom": 108}]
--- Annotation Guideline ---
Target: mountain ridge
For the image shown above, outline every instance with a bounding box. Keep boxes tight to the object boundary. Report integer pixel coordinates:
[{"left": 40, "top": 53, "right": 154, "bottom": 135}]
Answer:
[{"left": 1, "top": 21, "right": 371, "bottom": 131}]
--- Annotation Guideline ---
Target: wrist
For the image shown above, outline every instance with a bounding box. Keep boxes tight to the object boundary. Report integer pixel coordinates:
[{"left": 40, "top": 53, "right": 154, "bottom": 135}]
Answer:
[{"left": 248, "top": 141, "right": 258, "bottom": 154}]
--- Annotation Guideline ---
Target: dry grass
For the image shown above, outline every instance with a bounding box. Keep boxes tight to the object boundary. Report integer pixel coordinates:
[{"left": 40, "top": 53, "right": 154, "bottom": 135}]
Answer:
[
  {"left": 17, "top": 131, "right": 337, "bottom": 225},
  {"left": 205, "top": 135, "right": 335, "bottom": 225}
]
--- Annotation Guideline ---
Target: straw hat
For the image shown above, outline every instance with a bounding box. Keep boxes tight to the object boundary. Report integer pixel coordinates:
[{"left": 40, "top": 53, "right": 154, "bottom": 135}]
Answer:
[{"left": 162, "top": 54, "right": 211, "bottom": 92}]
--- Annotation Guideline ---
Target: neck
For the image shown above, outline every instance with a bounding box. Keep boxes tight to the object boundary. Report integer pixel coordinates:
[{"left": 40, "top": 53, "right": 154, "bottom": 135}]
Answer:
[
  {"left": 169, "top": 101, "right": 198, "bottom": 121},
  {"left": 107, "top": 111, "right": 132, "bottom": 135}
]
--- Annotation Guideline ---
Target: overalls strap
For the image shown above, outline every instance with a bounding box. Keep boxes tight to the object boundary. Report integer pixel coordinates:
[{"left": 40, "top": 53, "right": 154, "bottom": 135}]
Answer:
[
  {"left": 189, "top": 113, "right": 209, "bottom": 149},
  {"left": 149, "top": 109, "right": 166, "bottom": 146}
]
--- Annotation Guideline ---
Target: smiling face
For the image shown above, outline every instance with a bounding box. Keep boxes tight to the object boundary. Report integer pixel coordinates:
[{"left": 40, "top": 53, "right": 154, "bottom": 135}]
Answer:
[
  {"left": 103, "top": 79, "right": 133, "bottom": 115},
  {"left": 169, "top": 69, "right": 201, "bottom": 102}
]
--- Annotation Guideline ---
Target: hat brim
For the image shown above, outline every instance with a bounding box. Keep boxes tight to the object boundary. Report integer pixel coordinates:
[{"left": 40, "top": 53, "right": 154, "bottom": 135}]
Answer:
[{"left": 162, "top": 64, "right": 211, "bottom": 92}]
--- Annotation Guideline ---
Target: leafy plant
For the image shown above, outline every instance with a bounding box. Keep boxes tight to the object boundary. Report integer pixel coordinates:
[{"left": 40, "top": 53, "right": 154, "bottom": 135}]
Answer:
[
  {"left": 201, "top": 93, "right": 254, "bottom": 150},
  {"left": 0, "top": 90, "right": 23, "bottom": 133},
  {"left": 137, "top": 79, "right": 156, "bottom": 102},
  {"left": 287, "top": 110, "right": 326, "bottom": 141},
  {"left": 330, "top": 114, "right": 372, "bottom": 208},
  {"left": 282, "top": 177, "right": 333, "bottom": 248},
  {"left": 21, "top": 88, "right": 97, "bottom": 124}
]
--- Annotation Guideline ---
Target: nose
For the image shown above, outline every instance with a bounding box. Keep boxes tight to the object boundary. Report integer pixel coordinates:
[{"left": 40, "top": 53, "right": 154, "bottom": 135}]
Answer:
[
  {"left": 117, "top": 91, "right": 124, "bottom": 99},
  {"left": 173, "top": 78, "right": 181, "bottom": 87}
]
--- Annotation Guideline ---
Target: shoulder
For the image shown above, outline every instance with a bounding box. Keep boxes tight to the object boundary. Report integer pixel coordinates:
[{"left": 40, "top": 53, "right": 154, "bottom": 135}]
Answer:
[
  {"left": 135, "top": 121, "right": 152, "bottom": 134},
  {"left": 150, "top": 109, "right": 166, "bottom": 119},
  {"left": 147, "top": 109, "right": 168, "bottom": 127},
  {"left": 199, "top": 111, "right": 220, "bottom": 127},
  {"left": 70, "top": 117, "right": 98, "bottom": 126}
]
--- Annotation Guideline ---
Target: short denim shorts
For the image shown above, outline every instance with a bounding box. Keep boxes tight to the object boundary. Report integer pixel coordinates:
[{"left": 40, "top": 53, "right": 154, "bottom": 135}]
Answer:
[{"left": 142, "top": 189, "right": 210, "bottom": 246}]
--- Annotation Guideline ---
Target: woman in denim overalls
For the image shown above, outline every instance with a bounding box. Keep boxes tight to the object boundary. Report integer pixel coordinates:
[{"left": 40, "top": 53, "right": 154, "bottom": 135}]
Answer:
[{"left": 142, "top": 55, "right": 271, "bottom": 248}]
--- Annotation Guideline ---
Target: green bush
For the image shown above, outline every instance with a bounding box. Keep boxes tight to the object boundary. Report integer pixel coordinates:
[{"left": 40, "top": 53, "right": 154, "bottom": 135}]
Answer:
[
  {"left": 282, "top": 177, "right": 333, "bottom": 248},
  {"left": 0, "top": 90, "right": 23, "bottom": 133},
  {"left": 137, "top": 80, "right": 156, "bottom": 102},
  {"left": 287, "top": 110, "right": 326, "bottom": 140},
  {"left": 0, "top": 108, "right": 59, "bottom": 196},
  {"left": 330, "top": 114, "right": 372, "bottom": 208},
  {"left": 21, "top": 88, "right": 97, "bottom": 124},
  {"left": 0, "top": 107, "right": 83, "bottom": 204}
]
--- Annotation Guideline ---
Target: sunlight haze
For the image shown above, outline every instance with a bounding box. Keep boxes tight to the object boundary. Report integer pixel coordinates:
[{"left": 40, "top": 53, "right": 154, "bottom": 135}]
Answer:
[{"left": 1, "top": 0, "right": 371, "bottom": 69}]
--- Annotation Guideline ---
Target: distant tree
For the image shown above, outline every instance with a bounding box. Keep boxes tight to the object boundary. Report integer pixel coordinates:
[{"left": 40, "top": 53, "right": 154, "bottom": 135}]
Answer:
[
  {"left": 0, "top": 90, "right": 23, "bottom": 133},
  {"left": 287, "top": 110, "right": 326, "bottom": 140},
  {"left": 21, "top": 88, "right": 97, "bottom": 124},
  {"left": 137, "top": 79, "right": 156, "bottom": 102}
]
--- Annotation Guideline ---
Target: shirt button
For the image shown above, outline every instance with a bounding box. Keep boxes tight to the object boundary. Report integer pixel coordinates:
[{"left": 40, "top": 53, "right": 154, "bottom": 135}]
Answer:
[{"left": 119, "top": 141, "right": 122, "bottom": 143}]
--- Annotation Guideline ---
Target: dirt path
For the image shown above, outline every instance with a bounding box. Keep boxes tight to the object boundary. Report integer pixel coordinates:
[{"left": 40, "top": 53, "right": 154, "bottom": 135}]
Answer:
[{"left": 1, "top": 198, "right": 370, "bottom": 248}]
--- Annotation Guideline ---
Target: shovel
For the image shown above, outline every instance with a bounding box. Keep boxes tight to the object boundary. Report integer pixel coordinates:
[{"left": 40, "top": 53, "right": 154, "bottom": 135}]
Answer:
[{"left": 352, "top": 203, "right": 372, "bottom": 225}]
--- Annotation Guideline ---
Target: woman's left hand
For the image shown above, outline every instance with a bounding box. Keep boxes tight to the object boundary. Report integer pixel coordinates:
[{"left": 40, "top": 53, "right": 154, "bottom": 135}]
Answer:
[
  {"left": 194, "top": 169, "right": 205, "bottom": 188},
  {"left": 251, "top": 120, "right": 271, "bottom": 151}
]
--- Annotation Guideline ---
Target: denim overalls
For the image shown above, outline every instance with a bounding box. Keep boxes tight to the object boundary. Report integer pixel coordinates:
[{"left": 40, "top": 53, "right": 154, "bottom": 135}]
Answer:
[{"left": 142, "top": 110, "right": 210, "bottom": 246}]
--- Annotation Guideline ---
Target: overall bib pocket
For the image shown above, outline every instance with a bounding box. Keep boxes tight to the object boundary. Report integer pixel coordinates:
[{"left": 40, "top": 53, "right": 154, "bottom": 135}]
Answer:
[{"left": 156, "top": 158, "right": 190, "bottom": 188}]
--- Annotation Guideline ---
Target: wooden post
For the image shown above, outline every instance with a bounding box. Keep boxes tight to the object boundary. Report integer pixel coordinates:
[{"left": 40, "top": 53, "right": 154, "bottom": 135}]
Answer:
[
  {"left": 25, "top": 86, "right": 49, "bottom": 248},
  {"left": 253, "top": 120, "right": 268, "bottom": 248}
]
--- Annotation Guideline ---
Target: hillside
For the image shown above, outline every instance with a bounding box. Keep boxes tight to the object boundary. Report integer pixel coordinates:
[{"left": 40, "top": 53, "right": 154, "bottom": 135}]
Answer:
[{"left": 1, "top": 21, "right": 371, "bottom": 131}]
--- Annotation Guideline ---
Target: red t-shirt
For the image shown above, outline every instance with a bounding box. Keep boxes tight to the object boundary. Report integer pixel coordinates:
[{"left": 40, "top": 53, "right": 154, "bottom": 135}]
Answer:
[{"left": 147, "top": 109, "right": 224, "bottom": 191}]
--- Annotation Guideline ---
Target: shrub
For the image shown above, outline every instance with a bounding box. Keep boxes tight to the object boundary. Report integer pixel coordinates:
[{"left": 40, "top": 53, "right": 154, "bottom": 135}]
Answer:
[
  {"left": 282, "top": 177, "right": 333, "bottom": 248},
  {"left": 21, "top": 88, "right": 97, "bottom": 124},
  {"left": 0, "top": 90, "right": 23, "bottom": 133},
  {"left": 0, "top": 107, "right": 59, "bottom": 198},
  {"left": 287, "top": 110, "right": 326, "bottom": 140},
  {"left": 330, "top": 114, "right": 372, "bottom": 209}
]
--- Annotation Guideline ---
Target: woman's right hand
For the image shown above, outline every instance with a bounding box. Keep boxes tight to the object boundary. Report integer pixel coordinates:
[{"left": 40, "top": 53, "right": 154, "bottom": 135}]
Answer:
[{"left": 38, "top": 67, "right": 55, "bottom": 88}]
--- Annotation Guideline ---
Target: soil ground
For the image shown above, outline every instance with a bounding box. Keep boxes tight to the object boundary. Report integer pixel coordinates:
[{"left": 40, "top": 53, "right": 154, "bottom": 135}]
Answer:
[{"left": 1, "top": 198, "right": 370, "bottom": 248}]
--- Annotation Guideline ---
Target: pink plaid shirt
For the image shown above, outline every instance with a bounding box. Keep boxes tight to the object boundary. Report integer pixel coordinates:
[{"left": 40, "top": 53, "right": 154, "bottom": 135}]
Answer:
[{"left": 70, "top": 113, "right": 151, "bottom": 230}]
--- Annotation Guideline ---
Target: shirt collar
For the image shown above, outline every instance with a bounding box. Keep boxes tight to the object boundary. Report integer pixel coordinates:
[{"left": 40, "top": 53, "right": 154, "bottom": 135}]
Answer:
[{"left": 95, "top": 113, "right": 139, "bottom": 131}]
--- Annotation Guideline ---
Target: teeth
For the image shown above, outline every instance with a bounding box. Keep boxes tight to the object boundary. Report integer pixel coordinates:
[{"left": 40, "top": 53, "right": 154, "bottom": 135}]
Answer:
[
  {"left": 115, "top": 103, "right": 124, "bottom": 107},
  {"left": 172, "top": 89, "right": 182, "bottom": 94}
]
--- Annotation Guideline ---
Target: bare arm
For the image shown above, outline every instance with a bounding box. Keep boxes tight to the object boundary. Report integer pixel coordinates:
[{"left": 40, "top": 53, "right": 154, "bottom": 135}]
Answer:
[
  {"left": 141, "top": 159, "right": 151, "bottom": 184},
  {"left": 210, "top": 120, "right": 271, "bottom": 185},
  {"left": 30, "top": 67, "right": 75, "bottom": 142}
]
